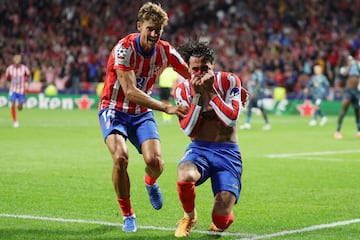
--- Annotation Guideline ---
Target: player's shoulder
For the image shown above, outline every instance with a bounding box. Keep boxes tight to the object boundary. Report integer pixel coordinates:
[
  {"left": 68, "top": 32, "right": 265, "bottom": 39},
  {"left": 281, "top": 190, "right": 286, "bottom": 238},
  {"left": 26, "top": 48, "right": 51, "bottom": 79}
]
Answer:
[
  {"left": 217, "top": 71, "right": 240, "bottom": 80},
  {"left": 174, "top": 78, "right": 190, "bottom": 89},
  {"left": 157, "top": 39, "right": 171, "bottom": 47},
  {"left": 118, "top": 33, "right": 138, "bottom": 46},
  {"left": 156, "top": 39, "right": 174, "bottom": 53}
]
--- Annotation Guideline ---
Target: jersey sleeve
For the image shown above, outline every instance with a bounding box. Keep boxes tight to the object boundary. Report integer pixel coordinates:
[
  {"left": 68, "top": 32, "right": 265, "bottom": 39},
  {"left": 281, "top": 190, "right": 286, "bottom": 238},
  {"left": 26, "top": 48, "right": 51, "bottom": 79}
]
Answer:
[
  {"left": 173, "top": 80, "right": 202, "bottom": 137},
  {"left": 168, "top": 45, "right": 190, "bottom": 79},
  {"left": 113, "top": 38, "right": 134, "bottom": 71},
  {"left": 209, "top": 72, "right": 242, "bottom": 127}
]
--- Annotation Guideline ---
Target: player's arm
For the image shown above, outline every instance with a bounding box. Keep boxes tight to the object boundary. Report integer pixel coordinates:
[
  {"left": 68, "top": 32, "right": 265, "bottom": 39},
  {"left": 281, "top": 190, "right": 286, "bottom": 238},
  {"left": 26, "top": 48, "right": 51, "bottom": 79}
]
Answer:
[
  {"left": 168, "top": 45, "right": 191, "bottom": 80},
  {"left": 203, "top": 72, "right": 242, "bottom": 127},
  {"left": 5, "top": 67, "right": 11, "bottom": 81},
  {"left": 173, "top": 81, "right": 202, "bottom": 137},
  {"left": 116, "top": 69, "right": 187, "bottom": 117}
]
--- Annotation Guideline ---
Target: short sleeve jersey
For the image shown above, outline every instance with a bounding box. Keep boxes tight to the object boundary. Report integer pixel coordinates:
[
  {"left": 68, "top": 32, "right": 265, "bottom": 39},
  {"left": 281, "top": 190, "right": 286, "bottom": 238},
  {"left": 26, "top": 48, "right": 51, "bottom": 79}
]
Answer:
[{"left": 5, "top": 64, "right": 30, "bottom": 94}]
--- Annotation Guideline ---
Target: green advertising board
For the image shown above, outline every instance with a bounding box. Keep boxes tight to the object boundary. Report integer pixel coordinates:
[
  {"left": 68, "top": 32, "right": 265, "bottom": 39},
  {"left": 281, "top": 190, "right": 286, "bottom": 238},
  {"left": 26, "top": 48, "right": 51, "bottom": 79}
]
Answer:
[{"left": 0, "top": 93, "right": 351, "bottom": 115}]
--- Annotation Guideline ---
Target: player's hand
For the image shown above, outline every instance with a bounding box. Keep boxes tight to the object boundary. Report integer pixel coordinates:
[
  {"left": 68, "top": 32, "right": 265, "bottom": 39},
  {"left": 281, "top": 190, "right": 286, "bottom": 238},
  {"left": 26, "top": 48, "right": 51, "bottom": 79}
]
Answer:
[
  {"left": 241, "top": 87, "right": 249, "bottom": 107},
  {"left": 165, "top": 105, "right": 189, "bottom": 118},
  {"left": 190, "top": 71, "right": 204, "bottom": 93},
  {"left": 201, "top": 72, "right": 215, "bottom": 92}
]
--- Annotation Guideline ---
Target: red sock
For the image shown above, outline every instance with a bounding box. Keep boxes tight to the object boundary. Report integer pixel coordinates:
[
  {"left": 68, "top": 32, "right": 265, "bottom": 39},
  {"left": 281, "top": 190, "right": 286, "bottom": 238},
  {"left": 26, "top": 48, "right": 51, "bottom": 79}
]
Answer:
[
  {"left": 11, "top": 107, "right": 17, "bottom": 122},
  {"left": 144, "top": 173, "right": 157, "bottom": 186},
  {"left": 117, "top": 197, "right": 134, "bottom": 217},
  {"left": 177, "top": 181, "right": 196, "bottom": 213},
  {"left": 212, "top": 212, "right": 234, "bottom": 230}
]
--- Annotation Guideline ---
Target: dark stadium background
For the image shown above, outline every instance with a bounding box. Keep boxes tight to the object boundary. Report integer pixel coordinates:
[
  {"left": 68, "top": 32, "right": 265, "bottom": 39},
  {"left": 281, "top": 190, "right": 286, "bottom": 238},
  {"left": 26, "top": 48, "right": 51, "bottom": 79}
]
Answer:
[{"left": 0, "top": 0, "right": 359, "bottom": 99}]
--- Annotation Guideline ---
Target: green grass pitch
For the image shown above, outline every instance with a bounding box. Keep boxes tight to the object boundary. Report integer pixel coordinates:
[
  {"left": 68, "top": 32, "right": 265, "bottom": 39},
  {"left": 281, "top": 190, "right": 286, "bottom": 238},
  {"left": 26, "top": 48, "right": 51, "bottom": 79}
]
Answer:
[{"left": 0, "top": 108, "right": 359, "bottom": 239}]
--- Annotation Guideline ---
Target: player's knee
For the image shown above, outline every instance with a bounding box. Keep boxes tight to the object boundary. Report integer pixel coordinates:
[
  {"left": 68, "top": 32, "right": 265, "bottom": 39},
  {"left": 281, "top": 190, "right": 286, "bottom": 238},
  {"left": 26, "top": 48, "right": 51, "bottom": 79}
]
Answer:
[
  {"left": 212, "top": 212, "right": 234, "bottom": 230},
  {"left": 177, "top": 161, "right": 200, "bottom": 182},
  {"left": 145, "top": 156, "right": 164, "bottom": 175},
  {"left": 113, "top": 153, "right": 128, "bottom": 170}
]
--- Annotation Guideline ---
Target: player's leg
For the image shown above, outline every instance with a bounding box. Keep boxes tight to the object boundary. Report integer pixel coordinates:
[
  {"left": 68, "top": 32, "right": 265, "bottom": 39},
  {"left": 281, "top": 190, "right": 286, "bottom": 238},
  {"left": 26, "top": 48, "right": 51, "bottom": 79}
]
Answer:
[
  {"left": 209, "top": 191, "right": 236, "bottom": 232},
  {"left": 175, "top": 160, "right": 201, "bottom": 237},
  {"left": 177, "top": 161, "right": 201, "bottom": 217},
  {"left": 260, "top": 108, "right": 271, "bottom": 130},
  {"left": 130, "top": 112, "right": 164, "bottom": 210},
  {"left": 141, "top": 138, "right": 165, "bottom": 210},
  {"left": 10, "top": 100, "right": 18, "bottom": 127},
  {"left": 318, "top": 99, "right": 328, "bottom": 126},
  {"left": 353, "top": 106, "right": 360, "bottom": 138},
  {"left": 17, "top": 94, "right": 25, "bottom": 111},
  {"left": 99, "top": 109, "right": 136, "bottom": 232},
  {"left": 9, "top": 93, "right": 18, "bottom": 127},
  {"left": 258, "top": 99, "right": 270, "bottom": 130},
  {"left": 239, "top": 100, "right": 253, "bottom": 129},
  {"left": 105, "top": 133, "right": 137, "bottom": 232},
  {"left": 334, "top": 98, "right": 350, "bottom": 139},
  {"left": 208, "top": 145, "right": 242, "bottom": 232}
]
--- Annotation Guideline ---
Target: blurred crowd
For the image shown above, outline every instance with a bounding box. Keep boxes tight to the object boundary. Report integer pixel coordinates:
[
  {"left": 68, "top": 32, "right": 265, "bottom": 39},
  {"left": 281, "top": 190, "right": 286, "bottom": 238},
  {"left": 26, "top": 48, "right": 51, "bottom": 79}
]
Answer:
[{"left": 0, "top": 0, "right": 360, "bottom": 97}]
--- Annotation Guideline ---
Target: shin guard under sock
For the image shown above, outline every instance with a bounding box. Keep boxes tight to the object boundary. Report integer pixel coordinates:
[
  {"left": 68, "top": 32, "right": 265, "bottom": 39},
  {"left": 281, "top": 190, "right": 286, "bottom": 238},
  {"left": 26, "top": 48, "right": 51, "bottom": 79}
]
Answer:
[{"left": 177, "top": 181, "right": 196, "bottom": 213}]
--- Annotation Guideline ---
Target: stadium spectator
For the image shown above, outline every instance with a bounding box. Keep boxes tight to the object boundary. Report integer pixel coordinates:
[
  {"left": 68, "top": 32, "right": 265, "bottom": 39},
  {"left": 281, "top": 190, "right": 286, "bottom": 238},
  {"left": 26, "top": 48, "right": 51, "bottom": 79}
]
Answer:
[
  {"left": 173, "top": 41, "right": 246, "bottom": 237},
  {"left": 69, "top": 59, "right": 81, "bottom": 94},
  {"left": 0, "top": 1, "right": 360, "bottom": 98},
  {"left": 304, "top": 65, "right": 330, "bottom": 127},
  {"left": 334, "top": 55, "right": 360, "bottom": 139},
  {"left": 5, "top": 54, "right": 31, "bottom": 128},
  {"left": 239, "top": 61, "right": 271, "bottom": 130},
  {"left": 97, "top": 2, "right": 190, "bottom": 233}
]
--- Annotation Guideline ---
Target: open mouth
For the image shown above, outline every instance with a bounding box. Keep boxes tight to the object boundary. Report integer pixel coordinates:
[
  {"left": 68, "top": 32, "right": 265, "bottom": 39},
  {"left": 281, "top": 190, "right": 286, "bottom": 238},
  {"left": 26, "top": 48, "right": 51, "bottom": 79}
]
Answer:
[{"left": 148, "top": 38, "right": 158, "bottom": 43}]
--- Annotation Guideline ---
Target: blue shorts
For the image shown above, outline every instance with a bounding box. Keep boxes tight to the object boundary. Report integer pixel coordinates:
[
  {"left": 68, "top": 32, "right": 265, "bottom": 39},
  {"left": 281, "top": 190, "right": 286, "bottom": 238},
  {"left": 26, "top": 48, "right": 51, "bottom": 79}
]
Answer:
[
  {"left": 9, "top": 92, "right": 25, "bottom": 104},
  {"left": 179, "top": 140, "right": 243, "bottom": 203},
  {"left": 98, "top": 109, "right": 160, "bottom": 153}
]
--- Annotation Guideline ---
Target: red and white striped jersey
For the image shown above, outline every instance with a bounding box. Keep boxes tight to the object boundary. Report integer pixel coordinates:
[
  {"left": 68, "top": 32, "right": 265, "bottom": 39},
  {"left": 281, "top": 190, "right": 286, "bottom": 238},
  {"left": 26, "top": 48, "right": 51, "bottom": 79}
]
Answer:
[
  {"left": 173, "top": 71, "right": 242, "bottom": 137},
  {"left": 5, "top": 64, "right": 31, "bottom": 94},
  {"left": 99, "top": 33, "right": 189, "bottom": 114}
]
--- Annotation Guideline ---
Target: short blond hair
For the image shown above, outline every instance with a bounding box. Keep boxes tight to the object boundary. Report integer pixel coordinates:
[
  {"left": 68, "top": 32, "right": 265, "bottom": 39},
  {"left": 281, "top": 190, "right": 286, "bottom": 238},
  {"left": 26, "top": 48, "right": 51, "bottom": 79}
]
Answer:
[{"left": 138, "top": 2, "right": 168, "bottom": 26}]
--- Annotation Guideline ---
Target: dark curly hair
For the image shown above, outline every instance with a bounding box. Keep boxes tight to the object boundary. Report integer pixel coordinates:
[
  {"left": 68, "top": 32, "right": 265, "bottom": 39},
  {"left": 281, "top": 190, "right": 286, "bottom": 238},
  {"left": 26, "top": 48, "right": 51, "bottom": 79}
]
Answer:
[{"left": 177, "top": 41, "right": 215, "bottom": 65}]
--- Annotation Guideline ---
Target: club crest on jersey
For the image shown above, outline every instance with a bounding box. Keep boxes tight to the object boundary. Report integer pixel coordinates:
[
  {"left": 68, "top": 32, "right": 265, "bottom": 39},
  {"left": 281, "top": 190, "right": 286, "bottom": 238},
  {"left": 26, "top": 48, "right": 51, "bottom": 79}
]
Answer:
[{"left": 230, "top": 87, "right": 240, "bottom": 97}]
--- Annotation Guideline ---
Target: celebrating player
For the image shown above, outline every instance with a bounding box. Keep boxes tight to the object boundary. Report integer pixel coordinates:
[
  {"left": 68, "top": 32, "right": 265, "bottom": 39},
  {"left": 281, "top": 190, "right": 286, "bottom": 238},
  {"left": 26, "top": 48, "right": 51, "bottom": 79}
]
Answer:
[
  {"left": 173, "top": 41, "right": 247, "bottom": 237},
  {"left": 5, "top": 54, "right": 31, "bottom": 128},
  {"left": 98, "top": 2, "right": 190, "bottom": 233}
]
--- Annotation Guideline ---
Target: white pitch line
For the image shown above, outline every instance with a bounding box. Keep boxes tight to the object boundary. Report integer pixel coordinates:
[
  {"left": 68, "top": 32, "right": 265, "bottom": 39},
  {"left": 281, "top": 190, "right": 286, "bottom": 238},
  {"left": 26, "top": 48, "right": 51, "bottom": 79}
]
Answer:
[
  {"left": 238, "top": 218, "right": 360, "bottom": 240},
  {"left": 0, "top": 213, "right": 256, "bottom": 238},
  {"left": 265, "top": 149, "right": 360, "bottom": 159}
]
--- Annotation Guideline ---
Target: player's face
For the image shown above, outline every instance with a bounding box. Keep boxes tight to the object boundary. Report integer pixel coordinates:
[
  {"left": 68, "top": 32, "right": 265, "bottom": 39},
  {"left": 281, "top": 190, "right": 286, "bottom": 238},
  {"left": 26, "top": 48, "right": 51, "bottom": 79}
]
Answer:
[
  {"left": 188, "top": 56, "right": 213, "bottom": 75},
  {"left": 13, "top": 55, "right": 21, "bottom": 65},
  {"left": 137, "top": 20, "right": 163, "bottom": 53}
]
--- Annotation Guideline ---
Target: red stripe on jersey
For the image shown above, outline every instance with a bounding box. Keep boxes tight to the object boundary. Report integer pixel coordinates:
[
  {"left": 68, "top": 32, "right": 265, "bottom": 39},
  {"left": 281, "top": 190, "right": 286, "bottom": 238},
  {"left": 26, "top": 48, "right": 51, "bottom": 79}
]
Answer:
[{"left": 209, "top": 72, "right": 242, "bottom": 126}]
